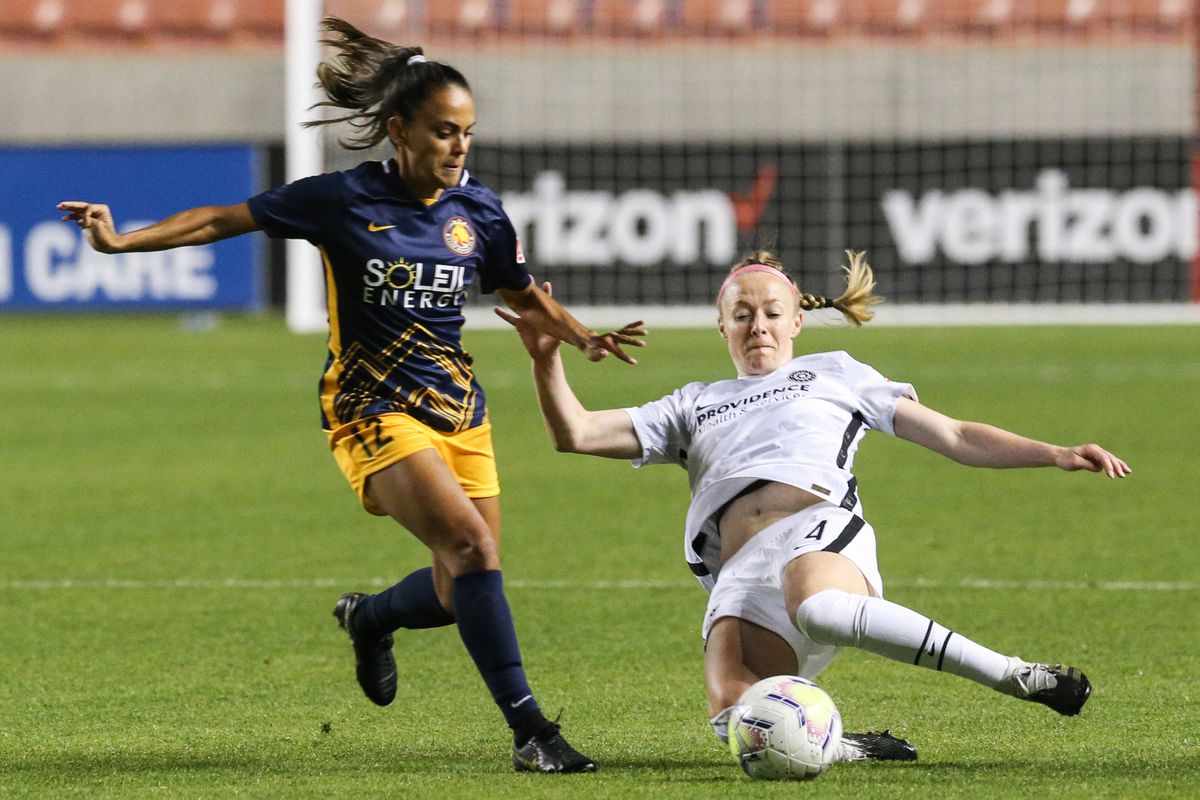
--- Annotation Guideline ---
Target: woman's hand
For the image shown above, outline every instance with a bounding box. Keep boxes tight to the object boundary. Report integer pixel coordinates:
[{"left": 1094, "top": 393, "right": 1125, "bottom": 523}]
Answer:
[
  {"left": 56, "top": 201, "right": 258, "bottom": 252},
  {"left": 1055, "top": 443, "right": 1132, "bottom": 478},
  {"left": 499, "top": 281, "right": 646, "bottom": 363},
  {"left": 582, "top": 320, "right": 648, "bottom": 365},
  {"left": 496, "top": 279, "right": 647, "bottom": 364},
  {"left": 495, "top": 281, "right": 566, "bottom": 361},
  {"left": 57, "top": 201, "right": 126, "bottom": 253}
]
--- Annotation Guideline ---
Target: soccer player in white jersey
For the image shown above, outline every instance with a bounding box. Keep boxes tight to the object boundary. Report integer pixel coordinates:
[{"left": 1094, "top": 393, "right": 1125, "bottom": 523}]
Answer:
[{"left": 497, "top": 250, "right": 1131, "bottom": 763}]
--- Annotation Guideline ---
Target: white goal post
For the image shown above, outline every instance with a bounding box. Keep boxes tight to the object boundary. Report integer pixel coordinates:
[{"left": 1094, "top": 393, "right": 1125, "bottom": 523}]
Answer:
[{"left": 283, "top": 0, "right": 326, "bottom": 334}]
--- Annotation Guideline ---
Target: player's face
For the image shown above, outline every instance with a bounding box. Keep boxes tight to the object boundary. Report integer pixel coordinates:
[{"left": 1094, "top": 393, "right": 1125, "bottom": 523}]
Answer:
[
  {"left": 717, "top": 273, "right": 803, "bottom": 376},
  {"left": 389, "top": 84, "right": 476, "bottom": 201}
]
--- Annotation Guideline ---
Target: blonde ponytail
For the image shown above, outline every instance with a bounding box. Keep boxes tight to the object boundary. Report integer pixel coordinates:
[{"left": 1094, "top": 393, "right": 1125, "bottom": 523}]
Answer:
[
  {"left": 723, "top": 249, "right": 882, "bottom": 326},
  {"left": 826, "top": 250, "right": 881, "bottom": 327}
]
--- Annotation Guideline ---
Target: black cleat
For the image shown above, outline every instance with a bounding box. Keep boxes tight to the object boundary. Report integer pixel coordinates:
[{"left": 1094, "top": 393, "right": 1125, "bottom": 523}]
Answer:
[
  {"left": 1007, "top": 661, "right": 1092, "bottom": 716},
  {"left": 332, "top": 592, "right": 397, "bottom": 707},
  {"left": 836, "top": 730, "right": 919, "bottom": 762},
  {"left": 512, "top": 722, "right": 597, "bottom": 773}
]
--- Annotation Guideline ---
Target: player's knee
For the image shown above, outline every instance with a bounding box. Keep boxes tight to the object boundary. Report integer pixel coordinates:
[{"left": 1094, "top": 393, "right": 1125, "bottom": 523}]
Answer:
[
  {"left": 794, "top": 589, "right": 858, "bottom": 646},
  {"left": 437, "top": 524, "right": 498, "bottom": 574}
]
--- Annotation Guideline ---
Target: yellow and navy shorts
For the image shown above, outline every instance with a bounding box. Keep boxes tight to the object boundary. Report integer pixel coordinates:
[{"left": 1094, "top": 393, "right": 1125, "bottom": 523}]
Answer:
[{"left": 327, "top": 413, "right": 500, "bottom": 515}]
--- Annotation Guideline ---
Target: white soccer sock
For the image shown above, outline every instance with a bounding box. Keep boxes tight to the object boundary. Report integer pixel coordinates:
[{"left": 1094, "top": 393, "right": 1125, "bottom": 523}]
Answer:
[
  {"left": 710, "top": 707, "right": 733, "bottom": 744},
  {"left": 794, "top": 589, "right": 1011, "bottom": 689}
]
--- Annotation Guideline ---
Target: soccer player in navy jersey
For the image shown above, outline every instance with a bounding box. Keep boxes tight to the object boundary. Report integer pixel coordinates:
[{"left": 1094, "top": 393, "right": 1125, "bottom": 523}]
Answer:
[
  {"left": 499, "top": 251, "right": 1130, "bottom": 765},
  {"left": 57, "top": 16, "right": 643, "bottom": 774}
]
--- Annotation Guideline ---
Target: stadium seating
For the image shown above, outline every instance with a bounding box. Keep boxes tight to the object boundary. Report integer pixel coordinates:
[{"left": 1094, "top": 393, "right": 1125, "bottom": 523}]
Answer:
[
  {"left": 678, "top": 0, "right": 762, "bottom": 36},
  {"left": 147, "top": 0, "right": 238, "bottom": 38},
  {"left": 423, "top": 0, "right": 501, "bottom": 34},
  {"left": 0, "top": 0, "right": 1189, "bottom": 46},
  {"left": 503, "top": 1, "right": 575, "bottom": 35},
  {"left": 587, "top": 0, "right": 671, "bottom": 37},
  {"left": 766, "top": 0, "right": 928, "bottom": 37},
  {"left": 0, "top": 0, "right": 284, "bottom": 42},
  {"left": 328, "top": 0, "right": 412, "bottom": 39},
  {"left": 237, "top": 0, "right": 287, "bottom": 38},
  {"left": 0, "top": 0, "right": 62, "bottom": 37},
  {"left": 764, "top": 0, "right": 836, "bottom": 35},
  {"left": 62, "top": 0, "right": 149, "bottom": 38}
]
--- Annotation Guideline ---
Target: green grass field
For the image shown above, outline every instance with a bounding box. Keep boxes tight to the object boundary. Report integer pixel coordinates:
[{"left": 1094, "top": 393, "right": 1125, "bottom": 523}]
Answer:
[{"left": 1, "top": 315, "right": 1197, "bottom": 799}]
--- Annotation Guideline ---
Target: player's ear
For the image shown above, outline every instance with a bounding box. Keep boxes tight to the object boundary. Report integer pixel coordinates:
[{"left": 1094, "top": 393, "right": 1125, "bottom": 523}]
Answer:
[
  {"left": 793, "top": 310, "right": 803, "bottom": 337},
  {"left": 717, "top": 315, "right": 727, "bottom": 340},
  {"left": 387, "top": 116, "right": 406, "bottom": 148}
]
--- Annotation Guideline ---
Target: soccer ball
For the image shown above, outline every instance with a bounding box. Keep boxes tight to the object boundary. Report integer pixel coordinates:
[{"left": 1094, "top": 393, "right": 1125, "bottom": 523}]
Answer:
[{"left": 727, "top": 675, "right": 843, "bottom": 780}]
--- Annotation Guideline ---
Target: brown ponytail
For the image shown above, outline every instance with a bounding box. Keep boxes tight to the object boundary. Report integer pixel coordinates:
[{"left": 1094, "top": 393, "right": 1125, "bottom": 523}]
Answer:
[{"left": 304, "top": 17, "right": 470, "bottom": 150}]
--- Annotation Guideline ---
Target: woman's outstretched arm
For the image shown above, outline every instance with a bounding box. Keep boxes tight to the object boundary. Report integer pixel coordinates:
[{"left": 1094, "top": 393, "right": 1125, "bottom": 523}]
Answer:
[{"left": 893, "top": 397, "right": 1131, "bottom": 477}]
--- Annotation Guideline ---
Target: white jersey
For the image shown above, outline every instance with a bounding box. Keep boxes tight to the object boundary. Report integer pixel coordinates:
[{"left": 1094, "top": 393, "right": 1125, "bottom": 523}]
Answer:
[{"left": 624, "top": 350, "right": 917, "bottom": 590}]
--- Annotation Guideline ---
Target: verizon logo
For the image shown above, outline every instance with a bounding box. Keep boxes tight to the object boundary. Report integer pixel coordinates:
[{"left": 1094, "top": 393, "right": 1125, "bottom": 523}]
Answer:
[
  {"left": 502, "top": 170, "right": 755, "bottom": 267},
  {"left": 883, "top": 169, "right": 1197, "bottom": 265}
]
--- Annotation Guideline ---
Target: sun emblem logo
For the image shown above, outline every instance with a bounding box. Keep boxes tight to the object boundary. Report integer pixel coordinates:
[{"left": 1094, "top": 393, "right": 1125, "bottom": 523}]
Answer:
[
  {"left": 789, "top": 370, "right": 816, "bottom": 382},
  {"left": 384, "top": 259, "right": 416, "bottom": 290},
  {"left": 443, "top": 216, "right": 476, "bottom": 256}
]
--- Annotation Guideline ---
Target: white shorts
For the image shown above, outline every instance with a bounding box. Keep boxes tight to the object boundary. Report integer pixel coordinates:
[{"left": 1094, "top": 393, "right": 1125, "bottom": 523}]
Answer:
[{"left": 701, "top": 504, "right": 884, "bottom": 679}]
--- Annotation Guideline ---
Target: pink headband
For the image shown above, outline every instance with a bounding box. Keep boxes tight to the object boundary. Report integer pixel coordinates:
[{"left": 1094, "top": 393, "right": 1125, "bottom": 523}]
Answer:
[{"left": 716, "top": 264, "right": 799, "bottom": 307}]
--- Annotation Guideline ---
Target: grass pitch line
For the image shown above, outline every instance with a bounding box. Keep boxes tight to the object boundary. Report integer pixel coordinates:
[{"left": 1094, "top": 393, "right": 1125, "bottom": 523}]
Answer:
[
  {"left": 1, "top": 577, "right": 1197, "bottom": 591},
  {"left": 894, "top": 577, "right": 1200, "bottom": 591}
]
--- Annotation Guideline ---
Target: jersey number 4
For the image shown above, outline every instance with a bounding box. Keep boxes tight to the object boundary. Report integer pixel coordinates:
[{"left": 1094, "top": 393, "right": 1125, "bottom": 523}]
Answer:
[{"left": 804, "top": 520, "right": 827, "bottom": 541}]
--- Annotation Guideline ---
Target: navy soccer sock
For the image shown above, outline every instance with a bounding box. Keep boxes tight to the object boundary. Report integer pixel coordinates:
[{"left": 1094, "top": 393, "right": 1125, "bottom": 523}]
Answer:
[
  {"left": 452, "top": 569, "right": 547, "bottom": 738},
  {"left": 356, "top": 567, "right": 455, "bottom": 638}
]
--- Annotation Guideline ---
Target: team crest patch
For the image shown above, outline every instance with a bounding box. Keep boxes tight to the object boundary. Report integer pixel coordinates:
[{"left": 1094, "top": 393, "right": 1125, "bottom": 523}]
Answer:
[
  {"left": 443, "top": 216, "right": 476, "bottom": 256},
  {"left": 789, "top": 370, "right": 816, "bottom": 382}
]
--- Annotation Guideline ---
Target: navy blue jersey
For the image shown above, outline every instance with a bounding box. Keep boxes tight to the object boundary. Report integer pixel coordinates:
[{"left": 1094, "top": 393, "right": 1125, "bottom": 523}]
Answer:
[{"left": 248, "top": 159, "right": 532, "bottom": 433}]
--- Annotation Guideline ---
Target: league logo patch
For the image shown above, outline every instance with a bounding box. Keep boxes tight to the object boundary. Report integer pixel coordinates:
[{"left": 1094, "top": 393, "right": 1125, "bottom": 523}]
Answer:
[
  {"left": 789, "top": 370, "right": 816, "bottom": 382},
  {"left": 443, "top": 216, "right": 476, "bottom": 256}
]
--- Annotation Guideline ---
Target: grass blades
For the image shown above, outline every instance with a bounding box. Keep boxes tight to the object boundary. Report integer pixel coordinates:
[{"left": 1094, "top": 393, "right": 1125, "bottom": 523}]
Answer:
[{"left": 1, "top": 315, "right": 1197, "bottom": 798}]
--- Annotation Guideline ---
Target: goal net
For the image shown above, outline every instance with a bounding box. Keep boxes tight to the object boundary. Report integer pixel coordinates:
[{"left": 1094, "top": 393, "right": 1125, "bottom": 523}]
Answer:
[{"left": 291, "top": 0, "right": 1200, "bottom": 329}]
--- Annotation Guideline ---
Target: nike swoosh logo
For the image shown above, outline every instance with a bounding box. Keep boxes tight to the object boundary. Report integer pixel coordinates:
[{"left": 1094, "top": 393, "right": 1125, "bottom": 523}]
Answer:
[
  {"left": 368, "top": 222, "right": 396, "bottom": 232},
  {"left": 510, "top": 694, "right": 533, "bottom": 709}
]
